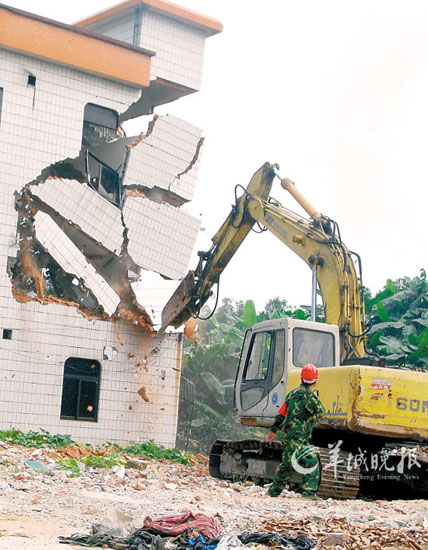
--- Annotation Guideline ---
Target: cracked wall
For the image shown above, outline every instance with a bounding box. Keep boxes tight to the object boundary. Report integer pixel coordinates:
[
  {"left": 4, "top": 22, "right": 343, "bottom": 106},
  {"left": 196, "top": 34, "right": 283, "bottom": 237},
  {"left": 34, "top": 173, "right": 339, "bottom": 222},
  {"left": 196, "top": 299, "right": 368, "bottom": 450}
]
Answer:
[
  {"left": 0, "top": 1, "right": 220, "bottom": 446},
  {"left": 11, "top": 112, "right": 202, "bottom": 331}
]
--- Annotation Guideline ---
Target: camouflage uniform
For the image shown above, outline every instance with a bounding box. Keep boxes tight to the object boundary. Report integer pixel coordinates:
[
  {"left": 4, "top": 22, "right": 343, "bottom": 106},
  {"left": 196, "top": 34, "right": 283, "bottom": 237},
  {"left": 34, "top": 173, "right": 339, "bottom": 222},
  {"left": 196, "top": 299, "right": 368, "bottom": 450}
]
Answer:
[{"left": 268, "top": 383, "right": 325, "bottom": 497}]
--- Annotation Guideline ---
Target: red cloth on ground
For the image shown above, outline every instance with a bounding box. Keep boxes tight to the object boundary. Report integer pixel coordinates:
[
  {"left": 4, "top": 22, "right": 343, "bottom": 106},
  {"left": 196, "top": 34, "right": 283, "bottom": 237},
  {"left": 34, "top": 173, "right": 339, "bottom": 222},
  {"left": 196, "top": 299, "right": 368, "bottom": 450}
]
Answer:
[{"left": 144, "top": 511, "right": 223, "bottom": 538}]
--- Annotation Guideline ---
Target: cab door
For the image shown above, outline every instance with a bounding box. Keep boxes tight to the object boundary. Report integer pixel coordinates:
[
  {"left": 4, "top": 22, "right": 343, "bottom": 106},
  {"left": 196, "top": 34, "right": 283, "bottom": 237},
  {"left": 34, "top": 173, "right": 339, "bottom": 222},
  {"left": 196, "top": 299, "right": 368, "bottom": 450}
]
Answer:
[{"left": 236, "top": 324, "right": 287, "bottom": 420}]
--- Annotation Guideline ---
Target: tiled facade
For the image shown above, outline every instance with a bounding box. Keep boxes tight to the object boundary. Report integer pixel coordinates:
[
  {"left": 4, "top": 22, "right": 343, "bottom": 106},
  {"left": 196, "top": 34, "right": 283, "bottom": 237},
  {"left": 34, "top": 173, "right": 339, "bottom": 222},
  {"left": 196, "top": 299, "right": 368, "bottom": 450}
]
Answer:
[
  {"left": 123, "top": 196, "right": 201, "bottom": 280},
  {"left": 124, "top": 114, "right": 203, "bottom": 202},
  {"left": 84, "top": 7, "right": 207, "bottom": 91},
  {"left": 31, "top": 178, "right": 125, "bottom": 254},
  {"left": 0, "top": 1, "right": 221, "bottom": 446}
]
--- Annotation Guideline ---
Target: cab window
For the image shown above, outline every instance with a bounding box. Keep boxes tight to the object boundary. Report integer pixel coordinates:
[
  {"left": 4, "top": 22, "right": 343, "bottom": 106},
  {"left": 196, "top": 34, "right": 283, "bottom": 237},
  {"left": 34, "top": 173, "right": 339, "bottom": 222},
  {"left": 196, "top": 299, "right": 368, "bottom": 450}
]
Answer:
[
  {"left": 243, "top": 331, "right": 272, "bottom": 380},
  {"left": 293, "top": 328, "right": 335, "bottom": 367},
  {"left": 271, "top": 329, "right": 285, "bottom": 387}
]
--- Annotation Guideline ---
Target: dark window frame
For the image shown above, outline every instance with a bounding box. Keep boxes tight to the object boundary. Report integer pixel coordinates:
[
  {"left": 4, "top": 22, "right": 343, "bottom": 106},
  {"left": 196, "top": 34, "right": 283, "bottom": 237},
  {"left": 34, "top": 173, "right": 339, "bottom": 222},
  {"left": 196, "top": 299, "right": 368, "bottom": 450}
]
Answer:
[
  {"left": 60, "top": 358, "right": 101, "bottom": 422},
  {"left": 84, "top": 103, "right": 118, "bottom": 130},
  {"left": 242, "top": 330, "right": 273, "bottom": 382}
]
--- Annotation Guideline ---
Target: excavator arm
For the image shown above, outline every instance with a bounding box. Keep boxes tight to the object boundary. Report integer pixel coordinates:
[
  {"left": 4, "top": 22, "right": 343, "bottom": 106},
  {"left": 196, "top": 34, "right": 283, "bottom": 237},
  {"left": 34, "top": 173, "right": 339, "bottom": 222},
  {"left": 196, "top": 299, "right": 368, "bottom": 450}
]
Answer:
[
  {"left": 160, "top": 163, "right": 275, "bottom": 330},
  {"left": 160, "top": 162, "right": 366, "bottom": 362}
]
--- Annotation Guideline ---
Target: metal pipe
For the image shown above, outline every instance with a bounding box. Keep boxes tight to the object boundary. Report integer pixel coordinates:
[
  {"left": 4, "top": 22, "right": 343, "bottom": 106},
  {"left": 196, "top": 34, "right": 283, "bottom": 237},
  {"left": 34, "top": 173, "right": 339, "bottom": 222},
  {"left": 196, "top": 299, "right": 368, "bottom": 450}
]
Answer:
[
  {"left": 311, "top": 264, "right": 317, "bottom": 321},
  {"left": 272, "top": 167, "right": 322, "bottom": 220},
  {"left": 282, "top": 178, "right": 322, "bottom": 220}
]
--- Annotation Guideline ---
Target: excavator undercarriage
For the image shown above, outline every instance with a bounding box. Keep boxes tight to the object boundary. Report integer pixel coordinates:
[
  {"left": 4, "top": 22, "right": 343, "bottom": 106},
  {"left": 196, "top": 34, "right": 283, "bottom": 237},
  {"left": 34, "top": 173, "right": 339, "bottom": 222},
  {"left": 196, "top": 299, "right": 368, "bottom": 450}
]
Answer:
[{"left": 209, "top": 439, "right": 360, "bottom": 499}]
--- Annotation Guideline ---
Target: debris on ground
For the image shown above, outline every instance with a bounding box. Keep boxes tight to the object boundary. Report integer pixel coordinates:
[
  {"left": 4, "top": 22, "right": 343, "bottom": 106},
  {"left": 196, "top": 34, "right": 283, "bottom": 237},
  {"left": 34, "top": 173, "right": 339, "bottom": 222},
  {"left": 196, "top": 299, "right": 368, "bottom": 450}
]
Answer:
[
  {"left": 260, "top": 516, "right": 428, "bottom": 549},
  {"left": 0, "top": 433, "right": 426, "bottom": 550},
  {"left": 59, "top": 519, "right": 316, "bottom": 550}
]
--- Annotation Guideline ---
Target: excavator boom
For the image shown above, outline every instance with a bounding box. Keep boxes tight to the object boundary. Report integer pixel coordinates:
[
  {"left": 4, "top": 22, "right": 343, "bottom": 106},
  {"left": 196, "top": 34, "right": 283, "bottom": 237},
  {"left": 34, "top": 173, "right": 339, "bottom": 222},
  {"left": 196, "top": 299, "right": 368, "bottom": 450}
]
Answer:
[
  {"left": 161, "top": 162, "right": 366, "bottom": 362},
  {"left": 160, "top": 163, "right": 275, "bottom": 330}
]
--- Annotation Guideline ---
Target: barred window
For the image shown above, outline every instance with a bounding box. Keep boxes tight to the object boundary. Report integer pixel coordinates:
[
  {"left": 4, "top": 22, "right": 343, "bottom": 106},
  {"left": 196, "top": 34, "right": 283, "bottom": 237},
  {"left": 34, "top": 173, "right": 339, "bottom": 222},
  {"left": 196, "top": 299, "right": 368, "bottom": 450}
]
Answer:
[{"left": 60, "top": 358, "right": 101, "bottom": 421}]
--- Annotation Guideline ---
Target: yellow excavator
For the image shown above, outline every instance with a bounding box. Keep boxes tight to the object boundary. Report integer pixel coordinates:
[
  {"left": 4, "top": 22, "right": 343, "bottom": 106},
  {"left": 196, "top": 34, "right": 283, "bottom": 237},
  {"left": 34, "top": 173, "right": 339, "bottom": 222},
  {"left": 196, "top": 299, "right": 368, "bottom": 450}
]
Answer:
[{"left": 161, "top": 163, "right": 428, "bottom": 499}]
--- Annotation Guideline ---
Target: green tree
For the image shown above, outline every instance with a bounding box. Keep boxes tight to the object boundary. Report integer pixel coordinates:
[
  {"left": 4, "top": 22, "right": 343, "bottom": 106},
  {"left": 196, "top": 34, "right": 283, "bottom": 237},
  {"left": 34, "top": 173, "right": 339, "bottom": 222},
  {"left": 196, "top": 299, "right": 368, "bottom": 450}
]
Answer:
[
  {"left": 367, "top": 269, "right": 428, "bottom": 370},
  {"left": 176, "top": 299, "right": 259, "bottom": 454}
]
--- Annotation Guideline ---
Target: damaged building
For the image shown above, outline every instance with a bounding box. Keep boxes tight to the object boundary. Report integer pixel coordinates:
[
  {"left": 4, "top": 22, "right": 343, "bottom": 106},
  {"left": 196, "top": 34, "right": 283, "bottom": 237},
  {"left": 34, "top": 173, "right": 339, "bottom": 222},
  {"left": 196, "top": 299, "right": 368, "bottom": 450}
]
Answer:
[{"left": 0, "top": 1, "right": 222, "bottom": 445}]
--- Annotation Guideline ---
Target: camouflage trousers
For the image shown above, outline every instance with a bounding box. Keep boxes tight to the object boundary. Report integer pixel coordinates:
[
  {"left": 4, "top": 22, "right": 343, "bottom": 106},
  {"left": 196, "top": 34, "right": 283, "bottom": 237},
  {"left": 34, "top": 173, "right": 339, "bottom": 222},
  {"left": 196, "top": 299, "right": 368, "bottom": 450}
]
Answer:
[{"left": 268, "top": 439, "right": 319, "bottom": 497}]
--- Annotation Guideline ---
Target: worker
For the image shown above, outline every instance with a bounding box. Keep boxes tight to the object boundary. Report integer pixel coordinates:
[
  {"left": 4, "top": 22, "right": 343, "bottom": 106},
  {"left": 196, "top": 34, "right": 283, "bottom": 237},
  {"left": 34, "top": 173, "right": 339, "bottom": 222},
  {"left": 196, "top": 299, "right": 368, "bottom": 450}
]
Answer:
[{"left": 266, "top": 363, "right": 325, "bottom": 498}]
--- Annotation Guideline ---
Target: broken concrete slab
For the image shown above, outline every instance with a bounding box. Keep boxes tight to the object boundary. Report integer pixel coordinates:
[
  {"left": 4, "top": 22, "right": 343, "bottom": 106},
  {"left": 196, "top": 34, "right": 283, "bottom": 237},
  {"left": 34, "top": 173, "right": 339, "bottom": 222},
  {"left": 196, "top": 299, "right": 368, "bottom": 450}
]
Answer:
[
  {"left": 34, "top": 211, "right": 121, "bottom": 316},
  {"left": 122, "top": 195, "right": 200, "bottom": 280},
  {"left": 124, "top": 115, "right": 203, "bottom": 203},
  {"left": 30, "top": 178, "right": 124, "bottom": 254},
  {"left": 132, "top": 272, "right": 179, "bottom": 328}
]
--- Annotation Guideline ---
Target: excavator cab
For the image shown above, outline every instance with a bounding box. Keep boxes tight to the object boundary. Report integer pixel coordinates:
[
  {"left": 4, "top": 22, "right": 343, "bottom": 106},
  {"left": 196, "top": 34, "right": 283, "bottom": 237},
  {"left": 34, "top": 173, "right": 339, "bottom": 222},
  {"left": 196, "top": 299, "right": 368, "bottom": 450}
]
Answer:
[{"left": 235, "top": 318, "right": 340, "bottom": 427}]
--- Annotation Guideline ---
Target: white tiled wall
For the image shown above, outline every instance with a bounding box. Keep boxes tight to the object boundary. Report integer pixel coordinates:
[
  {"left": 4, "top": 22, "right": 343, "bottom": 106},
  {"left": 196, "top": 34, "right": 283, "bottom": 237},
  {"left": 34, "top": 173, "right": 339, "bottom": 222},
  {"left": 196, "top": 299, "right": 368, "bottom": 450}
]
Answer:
[
  {"left": 0, "top": 47, "right": 185, "bottom": 447},
  {"left": 87, "top": 8, "right": 206, "bottom": 91},
  {"left": 123, "top": 195, "right": 200, "bottom": 280},
  {"left": 88, "top": 10, "right": 137, "bottom": 44},
  {"left": 140, "top": 10, "right": 205, "bottom": 90},
  {"left": 125, "top": 114, "right": 203, "bottom": 202},
  {"left": 0, "top": 310, "right": 182, "bottom": 446},
  {"left": 30, "top": 178, "right": 124, "bottom": 254}
]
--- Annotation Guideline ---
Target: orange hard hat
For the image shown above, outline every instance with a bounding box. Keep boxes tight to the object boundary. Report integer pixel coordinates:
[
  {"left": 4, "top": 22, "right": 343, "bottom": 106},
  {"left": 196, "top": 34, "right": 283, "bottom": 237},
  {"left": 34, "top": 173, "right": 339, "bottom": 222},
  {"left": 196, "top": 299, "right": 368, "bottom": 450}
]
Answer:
[{"left": 301, "top": 363, "right": 319, "bottom": 383}]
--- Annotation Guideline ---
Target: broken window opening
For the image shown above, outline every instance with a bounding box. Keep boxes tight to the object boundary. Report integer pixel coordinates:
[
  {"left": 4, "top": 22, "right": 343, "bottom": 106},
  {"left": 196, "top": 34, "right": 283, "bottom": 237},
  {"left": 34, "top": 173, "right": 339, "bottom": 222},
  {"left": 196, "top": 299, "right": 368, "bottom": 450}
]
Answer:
[
  {"left": 86, "top": 151, "right": 121, "bottom": 206},
  {"left": 60, "top": 358, "right": 101, "bottom": 422},
  {"left": 12, "top": 234, "right": 101, "bottom": 309},
  {"left": 82, "top": 103, "right": 119, "bottom": 147}
]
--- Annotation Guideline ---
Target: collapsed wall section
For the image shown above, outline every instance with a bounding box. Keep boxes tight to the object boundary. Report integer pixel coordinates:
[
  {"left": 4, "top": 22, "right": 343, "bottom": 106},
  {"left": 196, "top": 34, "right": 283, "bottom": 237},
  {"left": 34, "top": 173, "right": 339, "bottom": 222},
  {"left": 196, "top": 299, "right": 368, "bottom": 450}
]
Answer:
[
  {"left": 30, "top": 179, "right": 124, "bottom": 254},
  {"left": 124, "top": 114, "right": 204, "bottom": 202},
  {"left": 11, "top": 113, "right": 203, "bottom": 330},
  {"left": 123, "top": 196, "right": 200, "bottom": 280}
]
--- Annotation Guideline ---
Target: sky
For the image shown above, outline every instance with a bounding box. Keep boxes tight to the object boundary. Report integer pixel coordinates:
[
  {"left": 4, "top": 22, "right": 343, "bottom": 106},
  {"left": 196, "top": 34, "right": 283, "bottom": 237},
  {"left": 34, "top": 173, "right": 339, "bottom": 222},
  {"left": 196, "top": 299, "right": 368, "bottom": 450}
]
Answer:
[{"left": 7, "top": 0, "right": 428, "bottom": 312}]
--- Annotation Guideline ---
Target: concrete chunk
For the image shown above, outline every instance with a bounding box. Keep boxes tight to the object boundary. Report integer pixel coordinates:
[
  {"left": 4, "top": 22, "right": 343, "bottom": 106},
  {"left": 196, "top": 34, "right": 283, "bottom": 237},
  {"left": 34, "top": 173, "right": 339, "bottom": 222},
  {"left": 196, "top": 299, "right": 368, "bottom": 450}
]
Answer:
[{"left": 34, "top": 211, "right": 121, "bottom": 316}]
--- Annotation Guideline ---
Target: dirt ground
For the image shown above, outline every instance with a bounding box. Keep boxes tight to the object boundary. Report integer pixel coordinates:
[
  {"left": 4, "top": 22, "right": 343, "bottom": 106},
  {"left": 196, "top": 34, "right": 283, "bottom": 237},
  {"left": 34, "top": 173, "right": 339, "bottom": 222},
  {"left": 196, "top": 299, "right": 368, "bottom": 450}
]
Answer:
[{"left": 0, "top": 443, "right": 426, "bottom": 549}]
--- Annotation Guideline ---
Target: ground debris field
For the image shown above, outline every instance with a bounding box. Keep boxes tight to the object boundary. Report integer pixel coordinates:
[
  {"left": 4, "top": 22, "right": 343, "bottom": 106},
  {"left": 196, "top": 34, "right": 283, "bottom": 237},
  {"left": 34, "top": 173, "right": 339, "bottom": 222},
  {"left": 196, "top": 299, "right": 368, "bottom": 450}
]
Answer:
[{"left": 0, "top": 441, "right": 426, "bottom": 550}]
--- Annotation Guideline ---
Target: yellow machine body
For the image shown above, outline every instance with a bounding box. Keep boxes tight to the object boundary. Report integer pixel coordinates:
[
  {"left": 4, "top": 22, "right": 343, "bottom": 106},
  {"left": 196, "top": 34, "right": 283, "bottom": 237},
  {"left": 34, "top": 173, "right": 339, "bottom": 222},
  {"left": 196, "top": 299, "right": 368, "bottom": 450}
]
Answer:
[{"left": 286, "top": 366, "right": 428, "bottom": 441}]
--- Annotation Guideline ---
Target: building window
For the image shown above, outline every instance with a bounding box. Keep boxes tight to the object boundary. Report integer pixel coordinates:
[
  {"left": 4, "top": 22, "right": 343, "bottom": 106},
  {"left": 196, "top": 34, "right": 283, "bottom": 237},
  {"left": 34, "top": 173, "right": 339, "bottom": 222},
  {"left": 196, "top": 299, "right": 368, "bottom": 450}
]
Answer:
[
  {"left": 60, "top": 358, "right": 101, "bottom": 421},
  {"left": 82, "top": 103, "right": 118, "bottom": 147},
  {"left": 86, "top": 151, "right": 120, "bottom": 205},
  {"left": 2, "top": 329, "right": 12, "bottom": 340}
]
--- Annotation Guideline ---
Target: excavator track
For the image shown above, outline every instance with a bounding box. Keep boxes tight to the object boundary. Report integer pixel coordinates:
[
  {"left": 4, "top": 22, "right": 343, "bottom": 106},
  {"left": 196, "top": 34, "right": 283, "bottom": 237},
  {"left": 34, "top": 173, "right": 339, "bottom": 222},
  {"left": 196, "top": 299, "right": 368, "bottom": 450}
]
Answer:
[
  {"left": 317, "top": 447, "right": 360, "bottom": 499},
  {"left": 209, "top": 439, "right": 360, "bottom": 499}
]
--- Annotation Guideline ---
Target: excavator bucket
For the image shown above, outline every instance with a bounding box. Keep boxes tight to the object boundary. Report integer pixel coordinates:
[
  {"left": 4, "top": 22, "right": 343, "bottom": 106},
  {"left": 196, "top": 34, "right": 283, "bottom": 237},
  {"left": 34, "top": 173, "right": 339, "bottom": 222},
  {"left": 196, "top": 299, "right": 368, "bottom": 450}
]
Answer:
[{"left": 159, "top": 271, "right": 196, "bottom": 333}]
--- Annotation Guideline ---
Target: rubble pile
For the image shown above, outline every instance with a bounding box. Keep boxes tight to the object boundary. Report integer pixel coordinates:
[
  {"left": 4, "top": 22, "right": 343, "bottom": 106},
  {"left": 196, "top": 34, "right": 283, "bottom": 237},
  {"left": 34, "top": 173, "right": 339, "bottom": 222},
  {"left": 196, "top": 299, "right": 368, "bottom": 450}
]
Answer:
[
  {"left": 0, "top": 440, "right": 426, "bottom": 549},
  {"left": 260, "top": 516, "right": 428, "bottom": 550}
]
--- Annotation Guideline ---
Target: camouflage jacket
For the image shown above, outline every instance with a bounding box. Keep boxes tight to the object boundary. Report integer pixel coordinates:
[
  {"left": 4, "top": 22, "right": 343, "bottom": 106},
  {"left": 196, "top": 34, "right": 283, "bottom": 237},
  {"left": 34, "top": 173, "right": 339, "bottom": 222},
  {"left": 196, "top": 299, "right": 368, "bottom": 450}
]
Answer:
[{"left": 271, "top": 384, "right": 325, "bottom": 443}]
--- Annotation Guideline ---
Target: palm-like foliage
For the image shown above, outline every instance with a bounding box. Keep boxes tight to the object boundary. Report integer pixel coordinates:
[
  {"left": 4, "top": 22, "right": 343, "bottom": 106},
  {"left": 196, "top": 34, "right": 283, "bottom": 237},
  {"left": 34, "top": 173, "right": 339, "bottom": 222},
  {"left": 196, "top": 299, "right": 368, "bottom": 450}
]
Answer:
[{"left": 367, "top": 270, "right": 428, "bottom": 370}]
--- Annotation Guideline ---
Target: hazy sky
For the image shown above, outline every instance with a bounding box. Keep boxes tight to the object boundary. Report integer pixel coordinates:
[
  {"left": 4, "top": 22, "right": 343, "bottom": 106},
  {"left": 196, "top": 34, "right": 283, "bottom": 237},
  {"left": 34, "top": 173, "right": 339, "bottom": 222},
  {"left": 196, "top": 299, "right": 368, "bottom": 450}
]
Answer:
[{"left": 8, "top": 0, "right": 428, "bottom": 312}]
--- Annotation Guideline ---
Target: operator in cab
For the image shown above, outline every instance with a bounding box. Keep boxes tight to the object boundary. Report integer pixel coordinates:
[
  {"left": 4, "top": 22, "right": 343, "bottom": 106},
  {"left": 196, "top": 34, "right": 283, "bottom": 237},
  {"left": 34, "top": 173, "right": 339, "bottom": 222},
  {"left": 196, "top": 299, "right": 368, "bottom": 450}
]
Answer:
[{"left": 266, "top": 363, "right": 325, "bottom": 499}]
